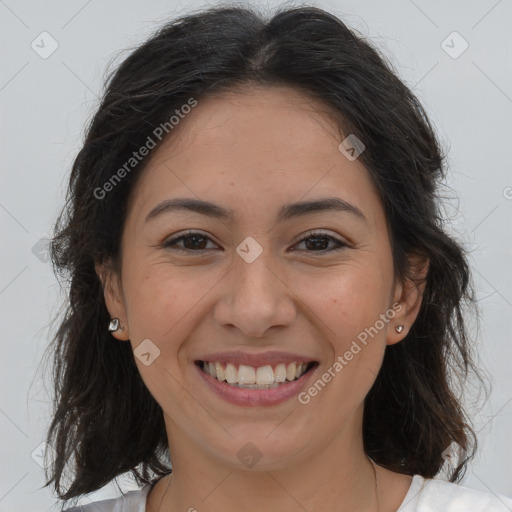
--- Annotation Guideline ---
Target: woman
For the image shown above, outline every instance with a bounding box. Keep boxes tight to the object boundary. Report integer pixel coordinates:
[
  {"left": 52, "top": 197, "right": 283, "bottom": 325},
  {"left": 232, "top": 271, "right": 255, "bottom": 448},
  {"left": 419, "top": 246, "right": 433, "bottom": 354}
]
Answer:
[{"left": 43, "top": 4, "right": 512, "bottom": 511}]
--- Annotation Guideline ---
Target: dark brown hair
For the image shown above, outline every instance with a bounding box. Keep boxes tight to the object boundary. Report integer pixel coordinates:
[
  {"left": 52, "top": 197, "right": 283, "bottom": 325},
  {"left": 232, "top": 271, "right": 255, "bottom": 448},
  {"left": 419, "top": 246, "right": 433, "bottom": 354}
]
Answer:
[{"left": 42, "top": 3, "right": 486, "bottom": 507}]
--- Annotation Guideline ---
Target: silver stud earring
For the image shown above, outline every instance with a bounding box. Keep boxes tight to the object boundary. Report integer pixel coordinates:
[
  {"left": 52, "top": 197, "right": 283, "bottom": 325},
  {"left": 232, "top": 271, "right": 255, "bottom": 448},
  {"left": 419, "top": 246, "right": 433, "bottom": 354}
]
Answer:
[
  {"left": 395, "top": 325, "right": 404, "bottom": 333},
  {"left": 108, "top": 318, "right": 121, "bottom": 332}
]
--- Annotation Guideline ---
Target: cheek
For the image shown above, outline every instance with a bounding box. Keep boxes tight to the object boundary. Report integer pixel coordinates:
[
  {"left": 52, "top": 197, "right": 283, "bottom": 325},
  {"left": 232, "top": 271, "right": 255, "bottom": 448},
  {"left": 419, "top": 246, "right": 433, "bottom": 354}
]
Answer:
[
  {"left": 297, "top": 264, "right": 391, "bottom": 401},
  {"left": 122, "top": 263, "right": 208, "bottom": 346},
  {"left": 122, "top": 267, "right": 208, "bottom": 405},
  {"left": 297, "top": 263, "right": 391, "bottom": 341}
]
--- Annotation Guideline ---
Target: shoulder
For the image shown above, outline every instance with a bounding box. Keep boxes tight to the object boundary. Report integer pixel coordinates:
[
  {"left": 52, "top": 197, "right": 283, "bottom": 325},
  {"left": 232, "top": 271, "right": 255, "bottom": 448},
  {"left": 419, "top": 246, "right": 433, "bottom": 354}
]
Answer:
[
  {"left": 62, "top": 484, "right": 152, "bottom": 512},
  {"left": 399, "top": 474, "right": 512, "bottom": 512}
]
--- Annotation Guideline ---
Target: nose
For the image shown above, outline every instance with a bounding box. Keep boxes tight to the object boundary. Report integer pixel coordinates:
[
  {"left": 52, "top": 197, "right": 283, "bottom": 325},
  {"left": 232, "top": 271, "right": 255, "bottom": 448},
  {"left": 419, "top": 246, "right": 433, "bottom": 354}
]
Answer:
[{"left": 212, "top": 250, "right": 297, "bottom": 338}]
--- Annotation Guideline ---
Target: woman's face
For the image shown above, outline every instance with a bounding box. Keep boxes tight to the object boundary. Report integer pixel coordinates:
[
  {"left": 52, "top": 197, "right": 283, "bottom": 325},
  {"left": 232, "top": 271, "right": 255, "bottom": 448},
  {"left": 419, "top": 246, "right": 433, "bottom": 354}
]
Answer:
[{"left": 100, "top": 85, "right": 425, "bottom": 470}]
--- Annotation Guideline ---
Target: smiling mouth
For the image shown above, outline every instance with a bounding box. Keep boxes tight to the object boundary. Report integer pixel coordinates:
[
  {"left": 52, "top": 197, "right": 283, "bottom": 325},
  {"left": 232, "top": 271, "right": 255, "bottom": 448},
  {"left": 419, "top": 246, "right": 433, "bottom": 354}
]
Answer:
[{"left": 195, "top": 360, "right": 318, "bottom": 389}]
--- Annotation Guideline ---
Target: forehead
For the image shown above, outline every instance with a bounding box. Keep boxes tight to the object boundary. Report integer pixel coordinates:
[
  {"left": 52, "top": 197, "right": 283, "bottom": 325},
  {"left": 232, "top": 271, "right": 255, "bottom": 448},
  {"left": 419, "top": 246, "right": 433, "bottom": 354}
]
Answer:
[
  {"left": 161, "top": 85, "right": 344, "bottom": 164},
  {"left": 126, "top": 85, "right": 383, "bottom": 231}
]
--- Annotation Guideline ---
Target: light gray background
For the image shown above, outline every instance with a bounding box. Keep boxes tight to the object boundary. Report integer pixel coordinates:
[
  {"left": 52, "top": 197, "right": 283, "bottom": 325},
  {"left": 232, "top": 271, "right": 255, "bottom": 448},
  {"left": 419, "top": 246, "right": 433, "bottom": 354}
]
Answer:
[{"left": 1, "top": 0, "right": 511, "bottom": 510}]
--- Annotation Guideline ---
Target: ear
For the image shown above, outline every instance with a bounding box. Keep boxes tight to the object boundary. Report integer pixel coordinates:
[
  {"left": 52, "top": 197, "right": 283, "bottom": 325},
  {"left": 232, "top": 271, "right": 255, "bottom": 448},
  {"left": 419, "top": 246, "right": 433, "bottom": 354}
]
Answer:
[
  {"left": 387, "top": 252, "right": 429, "bottom": 346},
  {"left": 95, "top": 260, "right": 130, "bottom": 341}
]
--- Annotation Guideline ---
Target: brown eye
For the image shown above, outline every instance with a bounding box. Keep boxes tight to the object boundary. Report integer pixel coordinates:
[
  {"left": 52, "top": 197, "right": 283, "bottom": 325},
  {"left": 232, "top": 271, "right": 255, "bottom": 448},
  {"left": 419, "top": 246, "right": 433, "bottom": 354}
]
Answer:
[
  {"left": 293, "top": 231, "right": 347, "bottom": 253},
  {"left": 163, "top": 230, "right": 218, "bottom": 252},
  {"left": 162, "top": 230, "right": 347, "bottom": 254}
]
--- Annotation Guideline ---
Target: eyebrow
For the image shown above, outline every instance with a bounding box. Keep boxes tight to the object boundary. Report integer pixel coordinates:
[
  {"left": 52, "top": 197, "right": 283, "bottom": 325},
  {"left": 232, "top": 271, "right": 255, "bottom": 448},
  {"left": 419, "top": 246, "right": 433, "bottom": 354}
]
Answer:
[{"left": 145, "top": 196, "right": 367, "bottom": 224}]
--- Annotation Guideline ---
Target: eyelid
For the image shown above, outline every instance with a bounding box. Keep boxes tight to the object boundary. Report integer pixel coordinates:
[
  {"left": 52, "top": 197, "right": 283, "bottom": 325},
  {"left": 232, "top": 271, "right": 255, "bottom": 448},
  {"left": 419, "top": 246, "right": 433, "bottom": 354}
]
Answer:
[{"left": 297, "top": 229, "right": 346, "bottom": 244}]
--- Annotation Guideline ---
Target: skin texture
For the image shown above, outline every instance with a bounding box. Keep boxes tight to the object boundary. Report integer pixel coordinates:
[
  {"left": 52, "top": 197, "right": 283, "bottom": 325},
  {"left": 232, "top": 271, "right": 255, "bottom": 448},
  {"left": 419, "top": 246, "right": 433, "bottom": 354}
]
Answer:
[{"left": 97, "top": 85, "right": 429, "bottom": 512}]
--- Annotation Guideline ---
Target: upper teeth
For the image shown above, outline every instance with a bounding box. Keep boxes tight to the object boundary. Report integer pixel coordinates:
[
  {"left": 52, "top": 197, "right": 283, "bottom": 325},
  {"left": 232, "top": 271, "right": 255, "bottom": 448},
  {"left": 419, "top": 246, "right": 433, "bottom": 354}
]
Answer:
[{"left": 203, "top": 361, "right": 309, "bottom": 385}]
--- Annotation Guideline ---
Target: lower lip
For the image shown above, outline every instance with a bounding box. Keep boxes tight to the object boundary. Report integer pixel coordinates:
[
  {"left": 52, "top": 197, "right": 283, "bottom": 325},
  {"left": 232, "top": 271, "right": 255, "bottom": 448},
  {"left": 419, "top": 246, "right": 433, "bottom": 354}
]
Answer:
[{"left": 195, "top": 363, "right": 317, "bottom": 406}]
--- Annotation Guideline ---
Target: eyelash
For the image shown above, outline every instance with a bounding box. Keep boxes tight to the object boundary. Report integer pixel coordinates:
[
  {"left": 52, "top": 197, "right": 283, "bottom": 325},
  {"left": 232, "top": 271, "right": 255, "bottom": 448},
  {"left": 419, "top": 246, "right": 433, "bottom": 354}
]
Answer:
[{"left": 162, "top": 229, "right": 347, "bottom": 254}]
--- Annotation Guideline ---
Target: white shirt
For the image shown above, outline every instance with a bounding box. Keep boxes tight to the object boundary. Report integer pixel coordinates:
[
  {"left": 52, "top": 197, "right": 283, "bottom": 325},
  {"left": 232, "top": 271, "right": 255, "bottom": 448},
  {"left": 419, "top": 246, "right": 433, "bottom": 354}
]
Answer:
[{"left": 63, "top": 474, "right": 512, "bottom": 511}]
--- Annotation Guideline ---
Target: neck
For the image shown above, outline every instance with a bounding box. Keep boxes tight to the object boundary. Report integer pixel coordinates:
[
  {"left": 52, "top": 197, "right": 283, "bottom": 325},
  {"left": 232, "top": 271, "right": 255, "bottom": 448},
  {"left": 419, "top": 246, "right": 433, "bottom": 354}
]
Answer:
[{"left": 149, "top": 416, "right": 381, "bottom": 512}]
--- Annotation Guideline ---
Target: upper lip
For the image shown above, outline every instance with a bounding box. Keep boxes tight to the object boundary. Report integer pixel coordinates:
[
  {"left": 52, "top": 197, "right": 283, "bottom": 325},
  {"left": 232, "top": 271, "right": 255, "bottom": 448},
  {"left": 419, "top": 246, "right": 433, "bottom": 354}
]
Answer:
[{"left": 196, "top": 350, "right": 317, "bottom": 367}]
